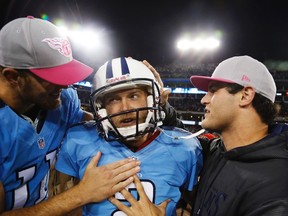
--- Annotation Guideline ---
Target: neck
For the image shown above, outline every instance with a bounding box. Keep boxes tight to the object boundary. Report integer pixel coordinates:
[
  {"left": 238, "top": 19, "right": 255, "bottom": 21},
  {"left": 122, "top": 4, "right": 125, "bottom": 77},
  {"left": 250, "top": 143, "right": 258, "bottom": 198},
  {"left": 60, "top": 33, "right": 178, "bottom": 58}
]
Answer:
[
  {"left": 123, "top": 130, "right": 159, "bottom": 152},
  {"left": 221, "top": 121, "right": 269, "bottom": 151},
  {"left": 124, "top": 133, "right": 150, "bottom": 151},
  {"left": 22, "top": 105, "right": 42, "bottom": 121}
]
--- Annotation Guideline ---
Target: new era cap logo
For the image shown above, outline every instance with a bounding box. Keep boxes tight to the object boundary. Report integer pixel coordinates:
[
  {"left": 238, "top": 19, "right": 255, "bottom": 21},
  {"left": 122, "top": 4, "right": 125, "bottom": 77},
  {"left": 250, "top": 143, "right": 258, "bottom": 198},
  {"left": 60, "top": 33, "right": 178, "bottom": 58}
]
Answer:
[
  {"left": 42, "top": 37, "right": 72, "bottom": 57},
  {"left": 241, "top": 75, "right": 250, "bottom": 82}
]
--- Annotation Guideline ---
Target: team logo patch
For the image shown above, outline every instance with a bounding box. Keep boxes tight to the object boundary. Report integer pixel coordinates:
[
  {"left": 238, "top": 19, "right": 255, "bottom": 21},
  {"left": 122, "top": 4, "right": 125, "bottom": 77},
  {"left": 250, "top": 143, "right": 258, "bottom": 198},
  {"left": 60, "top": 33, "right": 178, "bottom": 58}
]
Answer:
[
  {"left": 42, "top": 37, "right": 72, "bottom": 57},
  {"left": 37, "top": 137, "right": 46, "bottom": 149},
  {"left": 106, "top": 74, "right": 130, "bottom": 84}
]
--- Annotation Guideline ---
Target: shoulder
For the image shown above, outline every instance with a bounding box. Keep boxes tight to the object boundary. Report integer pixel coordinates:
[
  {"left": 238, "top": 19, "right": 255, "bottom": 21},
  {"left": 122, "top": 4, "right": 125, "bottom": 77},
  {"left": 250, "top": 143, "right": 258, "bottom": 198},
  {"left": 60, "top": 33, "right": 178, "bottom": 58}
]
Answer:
[
  {"left": 159, "top": 126, "right": 201, "bottom": 144},
  {"left": 157, "top": 127, "right": 202, "bottom": 154},
  {"left": 156, "top": 127, "right": 203, "bottom": 169},
  {"left": 66, "top": 120, "right": 98, "bottom": 140},
  {"left": 60, "top": 121, "right": 101, "bottom": 160},
  {"left": 70, "top": 120, "right": 97, "bottom": 129},
  {"left": 60, "top": 87, "right": 79, "bottom": 102},
  {"left": 160, "top": 126, "right": 196, "bottom": 137},
  {"left": 63, "top": 121, "right": 100, "bottom": 149}
]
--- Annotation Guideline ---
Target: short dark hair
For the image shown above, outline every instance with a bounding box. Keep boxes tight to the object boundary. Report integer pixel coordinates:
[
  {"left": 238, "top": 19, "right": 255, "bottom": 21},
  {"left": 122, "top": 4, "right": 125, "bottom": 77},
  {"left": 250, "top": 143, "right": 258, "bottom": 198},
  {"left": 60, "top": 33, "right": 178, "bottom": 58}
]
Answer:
[
  {"left": 225, "top": 83, "right": 278, "bottom": 125},
  {"left": 15, "top": 69, "right": 31, "bottom": 76}
]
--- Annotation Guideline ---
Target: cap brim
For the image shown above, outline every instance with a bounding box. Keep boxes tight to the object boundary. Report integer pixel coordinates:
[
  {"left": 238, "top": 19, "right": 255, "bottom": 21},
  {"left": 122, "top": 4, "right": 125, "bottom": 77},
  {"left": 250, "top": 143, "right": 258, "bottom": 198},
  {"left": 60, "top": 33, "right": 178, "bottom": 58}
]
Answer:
[
  {"left": 190, "top": 76, "right": 235, "bottom": 91},
  {"left": 30, "top": 59, "right": 93, "bottom": 85}
]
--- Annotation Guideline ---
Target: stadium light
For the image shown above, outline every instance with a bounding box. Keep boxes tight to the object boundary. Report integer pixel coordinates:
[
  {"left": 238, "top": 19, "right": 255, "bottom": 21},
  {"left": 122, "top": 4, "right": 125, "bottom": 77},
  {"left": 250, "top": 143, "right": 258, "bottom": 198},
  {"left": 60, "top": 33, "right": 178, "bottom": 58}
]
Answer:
[
  {"left": 51, "top": 19, "right": 114, "bottom": 66},
  {"left": 57, "top": 24, "right": 104, "bottom": 50},
  {"left": 177, "top": 36, "right": 220, "bottom": 52},
  {"left": 177, "top": 39, "right": 192, "bottom": 51}
]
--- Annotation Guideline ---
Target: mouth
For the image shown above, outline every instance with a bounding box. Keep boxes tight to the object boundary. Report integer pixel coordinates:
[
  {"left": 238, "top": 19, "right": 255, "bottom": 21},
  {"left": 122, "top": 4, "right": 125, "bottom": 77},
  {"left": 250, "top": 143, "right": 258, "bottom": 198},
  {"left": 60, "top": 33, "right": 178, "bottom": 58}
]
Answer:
[
  {"left": 204, "top": 108, "right": 210, "bottom": 117},
  {"left": 119, "top": 118, "right": 136, "bottom": 127}
]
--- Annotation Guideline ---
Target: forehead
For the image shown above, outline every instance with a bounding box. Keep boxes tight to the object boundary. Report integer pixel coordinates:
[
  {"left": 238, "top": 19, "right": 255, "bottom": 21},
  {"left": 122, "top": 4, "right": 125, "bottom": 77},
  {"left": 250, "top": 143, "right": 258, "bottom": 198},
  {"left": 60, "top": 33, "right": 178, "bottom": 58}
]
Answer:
[{"left": 105, "top": 87, "right": 147, "bottom": 97}]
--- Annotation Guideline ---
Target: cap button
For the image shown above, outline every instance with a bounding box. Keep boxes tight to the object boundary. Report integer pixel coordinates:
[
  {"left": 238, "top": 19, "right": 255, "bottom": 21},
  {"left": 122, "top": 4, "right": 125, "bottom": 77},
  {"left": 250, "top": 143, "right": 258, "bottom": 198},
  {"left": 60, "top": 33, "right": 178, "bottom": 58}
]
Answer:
[{"left": 26, "top": 16, "right": 34, "bottom": 19}]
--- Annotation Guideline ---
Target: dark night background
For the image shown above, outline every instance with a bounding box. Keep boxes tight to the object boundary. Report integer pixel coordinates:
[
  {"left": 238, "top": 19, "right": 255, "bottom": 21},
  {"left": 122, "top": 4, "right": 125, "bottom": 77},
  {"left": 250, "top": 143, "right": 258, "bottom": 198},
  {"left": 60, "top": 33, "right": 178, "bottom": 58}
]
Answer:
[{"left": 1, "top": 0, "right": 288, "bottom": 69}]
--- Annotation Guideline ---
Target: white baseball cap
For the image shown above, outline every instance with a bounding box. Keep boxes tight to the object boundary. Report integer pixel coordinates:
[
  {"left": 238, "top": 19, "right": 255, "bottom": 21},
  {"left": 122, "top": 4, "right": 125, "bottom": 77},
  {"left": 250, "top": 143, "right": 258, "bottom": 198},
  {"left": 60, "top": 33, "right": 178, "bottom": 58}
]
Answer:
[
  {"left": 190, "top": 55, "right": 277, "bottom": 102},
  {"left": 0, "top": 16, "right": 93, "bottom": 85}
]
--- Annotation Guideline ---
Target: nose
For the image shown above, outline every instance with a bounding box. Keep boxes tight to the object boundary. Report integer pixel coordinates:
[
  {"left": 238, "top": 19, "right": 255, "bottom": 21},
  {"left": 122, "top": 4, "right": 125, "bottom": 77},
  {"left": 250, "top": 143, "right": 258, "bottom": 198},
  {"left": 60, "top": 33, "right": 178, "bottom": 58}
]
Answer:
[
  {"left": 120, "top": 98, "right": 130, "bottom": 111},
  {"left": 201, "top": 93, "right": 210, "bottom": 105}
]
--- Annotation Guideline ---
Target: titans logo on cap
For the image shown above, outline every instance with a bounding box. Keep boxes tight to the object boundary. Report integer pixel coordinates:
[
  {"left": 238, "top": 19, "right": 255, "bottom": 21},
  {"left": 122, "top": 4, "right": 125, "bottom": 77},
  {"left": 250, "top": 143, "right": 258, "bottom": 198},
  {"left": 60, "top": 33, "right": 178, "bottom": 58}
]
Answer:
[{"left": 42, "top": 37, "right": 72, "bottom": 57}]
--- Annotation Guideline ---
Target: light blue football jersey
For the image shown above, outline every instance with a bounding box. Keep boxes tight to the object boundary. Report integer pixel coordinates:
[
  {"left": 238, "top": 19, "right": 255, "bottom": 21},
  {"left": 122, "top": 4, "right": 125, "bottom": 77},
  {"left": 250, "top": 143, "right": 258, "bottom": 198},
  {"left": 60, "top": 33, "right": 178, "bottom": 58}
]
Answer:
[
  {"left": 55, "top": 122, "right": 203, "bottom": 216},
  {"left": 0, "top": 88, "right": 84, "bottom": 210}
]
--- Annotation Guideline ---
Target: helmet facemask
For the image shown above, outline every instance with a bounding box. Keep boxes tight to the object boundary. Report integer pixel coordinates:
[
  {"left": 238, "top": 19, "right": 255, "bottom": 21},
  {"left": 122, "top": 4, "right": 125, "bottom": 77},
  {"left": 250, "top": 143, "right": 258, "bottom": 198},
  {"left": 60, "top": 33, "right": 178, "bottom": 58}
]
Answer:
[
  {"left": 90, "top": 77, "right": 165, "bottom": 142},
  {"left": 90, "top": 57, "right": 166, "bottom": 141}
]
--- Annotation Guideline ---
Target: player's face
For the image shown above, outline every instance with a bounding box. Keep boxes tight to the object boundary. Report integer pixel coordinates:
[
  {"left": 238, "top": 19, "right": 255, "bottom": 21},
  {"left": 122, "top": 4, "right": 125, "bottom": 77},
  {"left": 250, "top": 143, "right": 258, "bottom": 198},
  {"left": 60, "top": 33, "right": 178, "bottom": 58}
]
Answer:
[
  {"left": 104, "top": 88, "right": 148, "bottom": 129},
  {"left": 200, "top": 81, "right": 240, "bottom": 133},
  {"left": 19, "top": 71, "right": 68, "bottom": 110}
]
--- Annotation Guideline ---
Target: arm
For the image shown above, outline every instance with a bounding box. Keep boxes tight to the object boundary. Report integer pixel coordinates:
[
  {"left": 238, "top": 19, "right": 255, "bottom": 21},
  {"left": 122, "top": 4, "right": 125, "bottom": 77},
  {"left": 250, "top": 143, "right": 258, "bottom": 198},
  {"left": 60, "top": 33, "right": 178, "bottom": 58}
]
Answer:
[
  {"left": 81, "top": 110, "right": 94, "bottom": 121},
  {"left": 109, "top": 175, "right": 169, "bottom": 216},
  {"left": 180, "top": 187, "right": 198, "bottom": 212},
  {"left": 0, "top": 152, "right": 140, "bottom": 216},
  {"left": 54, "top": 173, "right": 82, "bottom": 216},
  {"left": 161, "top": 102, "right": 185, "bottom": 128},
  {"left": 143, "top": 60, "right": 184, "bottom": 128},
  {"left": 0, "top": 183, "right": 5, "bottom": 213}
]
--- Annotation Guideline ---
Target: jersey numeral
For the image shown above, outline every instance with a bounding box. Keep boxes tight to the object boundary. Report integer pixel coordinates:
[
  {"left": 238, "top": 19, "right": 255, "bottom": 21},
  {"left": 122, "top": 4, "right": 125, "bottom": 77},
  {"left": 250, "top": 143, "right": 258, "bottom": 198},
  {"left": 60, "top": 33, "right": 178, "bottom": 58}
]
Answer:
[
  {"left": 12, "top": 150, "right": 57, "bottom": 209},
  {"left": 112, "top": 180, "right": 155, "bottom": 216}
]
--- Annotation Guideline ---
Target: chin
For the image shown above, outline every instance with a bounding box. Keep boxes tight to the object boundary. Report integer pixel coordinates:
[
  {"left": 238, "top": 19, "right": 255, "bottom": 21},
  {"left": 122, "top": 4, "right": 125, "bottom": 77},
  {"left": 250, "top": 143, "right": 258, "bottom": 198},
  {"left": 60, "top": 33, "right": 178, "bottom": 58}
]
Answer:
[
  {"left": 40, "top": 101, "right": 61, "bottom": 110},
  {"left": 201, "top": 121, "right": 212, "bottom": 131}
]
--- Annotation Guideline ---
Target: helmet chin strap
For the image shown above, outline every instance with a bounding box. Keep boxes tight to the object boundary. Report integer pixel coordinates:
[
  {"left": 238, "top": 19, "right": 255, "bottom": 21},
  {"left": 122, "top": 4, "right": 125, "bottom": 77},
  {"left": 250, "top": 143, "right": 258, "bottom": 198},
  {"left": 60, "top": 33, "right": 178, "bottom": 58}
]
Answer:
[{"left": 98, "top": 95, "right": 163, "bottom": 139}]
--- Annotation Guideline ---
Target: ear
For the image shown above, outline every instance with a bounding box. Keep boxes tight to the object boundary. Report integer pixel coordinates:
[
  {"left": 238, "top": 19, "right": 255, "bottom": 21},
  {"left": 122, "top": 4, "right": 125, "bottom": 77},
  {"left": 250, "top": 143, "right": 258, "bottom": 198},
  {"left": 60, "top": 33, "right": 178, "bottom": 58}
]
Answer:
[
  {"left": 239, "top": 86, "right": 255, "bottom": 106},
  {"left": 1, "top": 68, "right": 20, "bottom": 84}
]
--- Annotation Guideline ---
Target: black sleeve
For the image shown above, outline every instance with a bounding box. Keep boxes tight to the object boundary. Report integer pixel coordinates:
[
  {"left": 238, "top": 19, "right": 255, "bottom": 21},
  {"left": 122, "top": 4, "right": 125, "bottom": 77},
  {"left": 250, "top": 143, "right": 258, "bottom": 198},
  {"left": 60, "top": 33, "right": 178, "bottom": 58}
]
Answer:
[{"left": 161, "top": 102, "right": 185, "bottom": 128}]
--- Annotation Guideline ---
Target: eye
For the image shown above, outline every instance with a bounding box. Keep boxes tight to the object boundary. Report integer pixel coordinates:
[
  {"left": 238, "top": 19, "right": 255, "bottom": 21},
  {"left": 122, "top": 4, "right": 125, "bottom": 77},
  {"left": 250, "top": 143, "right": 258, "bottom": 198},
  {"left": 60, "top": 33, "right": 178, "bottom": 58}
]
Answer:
[
  {"left": 208, "top": 82, "right": 225, "bottom": 93},
  {"left": 130, "top": 93, "right": 139, "bottom": 100},
  {"left": 208, "top": 85, "right": 218, "bottom": 93},
  {"left": 105, "top": 97, "right": 119, "bottom": 106}
]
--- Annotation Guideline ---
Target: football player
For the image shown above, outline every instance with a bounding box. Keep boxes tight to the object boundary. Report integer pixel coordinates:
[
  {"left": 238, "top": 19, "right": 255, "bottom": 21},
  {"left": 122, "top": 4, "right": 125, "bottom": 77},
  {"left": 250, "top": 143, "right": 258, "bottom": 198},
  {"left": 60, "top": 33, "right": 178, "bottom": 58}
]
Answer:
[{"left": 55, "top": 57, "right": 203, "bottom": 215}]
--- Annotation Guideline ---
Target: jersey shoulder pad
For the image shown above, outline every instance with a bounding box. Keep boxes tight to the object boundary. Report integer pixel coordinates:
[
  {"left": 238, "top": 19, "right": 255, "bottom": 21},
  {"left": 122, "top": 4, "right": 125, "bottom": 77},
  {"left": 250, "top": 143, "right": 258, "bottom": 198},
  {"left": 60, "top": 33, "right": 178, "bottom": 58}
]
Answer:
[
  {"left": 70, "top": 120, "right": 96, "bottom": 129},
  {"left": 161, "top": 126, "right": 192, "bottom": 136}
]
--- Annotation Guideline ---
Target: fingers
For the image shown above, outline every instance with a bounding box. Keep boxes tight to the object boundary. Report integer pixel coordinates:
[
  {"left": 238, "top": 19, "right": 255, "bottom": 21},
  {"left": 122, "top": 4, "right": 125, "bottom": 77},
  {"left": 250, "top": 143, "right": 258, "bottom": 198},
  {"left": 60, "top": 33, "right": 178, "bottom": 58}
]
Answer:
[
  {"left": 103, "top": 159, "right": 141, "bottom": 194},
  {"left": 109, "top": 176, "right": 170, "bottom": 216},
  {"left": 112, "top": 160, "right": 141, "bottom": 182},
  {"left": 86, "top": 153, "right": 140, "bottom": 185},
  {"left": 132, "top": 175, "right": 146, "bottom": 198},
  {"left": 111, "top": 176, "right": 134, "bottom": 193},
  {"left": 142, "top": 60, "right": 169, "bottom": 107},
  {"left": 159, "top": 199, "right": 170, "bottom": 209},
  {"left": 117, "top": 188, "right": 139, "bottom": 206},
  {"left": 142, "top": 60, "right": 164, "bottom": 88},
  {"left": 115, "top": 175, "right": 145, "bottom": 203},
  {"left": 87, "top": 151, "right": 101, "bottom": 168},
  {"left": 109, "top": 195, "right": 131, "bottom": 214},
  {"left": 161, "top": 89, "right": 171, "bottom": 106},
  {"left": 105, "top": 157, "right": 140, "bottom": 170},
  {"left": 111, "top": 167, "right": 140, "bottom": 193}
]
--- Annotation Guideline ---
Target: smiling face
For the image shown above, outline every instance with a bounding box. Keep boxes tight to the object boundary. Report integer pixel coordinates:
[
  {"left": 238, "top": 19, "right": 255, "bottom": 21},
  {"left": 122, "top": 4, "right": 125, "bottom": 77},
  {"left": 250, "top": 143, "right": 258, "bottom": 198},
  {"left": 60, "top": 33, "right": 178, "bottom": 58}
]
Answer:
[
  {"left": 200, "top": 81, "right": 241, "bottom": 133},
  {"left": 103, "top": 87, "right": 149, "bottom": 129}
]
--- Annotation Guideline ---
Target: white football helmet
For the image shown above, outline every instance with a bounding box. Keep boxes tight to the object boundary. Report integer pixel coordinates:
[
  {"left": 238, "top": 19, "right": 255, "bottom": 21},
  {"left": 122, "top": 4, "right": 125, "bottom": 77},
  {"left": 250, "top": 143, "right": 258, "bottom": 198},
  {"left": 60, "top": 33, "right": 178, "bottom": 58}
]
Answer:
[{"left": 90, "top": 57, "right": 165, "bottom": 141}]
